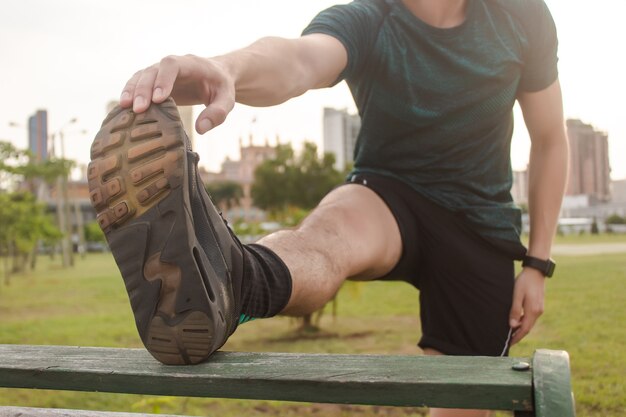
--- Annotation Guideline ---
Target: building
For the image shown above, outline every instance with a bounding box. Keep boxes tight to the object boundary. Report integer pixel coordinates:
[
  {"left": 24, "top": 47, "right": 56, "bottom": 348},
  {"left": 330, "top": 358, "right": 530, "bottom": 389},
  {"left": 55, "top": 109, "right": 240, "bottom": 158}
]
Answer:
[
  {"left": 197, "top": 166, "right": 224, "bottom": 185},
  {"left": 44, "top": 177, "right": 97, "bottom": 254},
  {"left": 201, "top": 136, "right": 276, "bottom": 221},
  {"left": 612, "top": 179, "right": 626, "bottom": 205},
  {"left": 566, "top": 119, "right": 611, "bottom": 202},
  {"left": 228, "top": 137, "right": 275, "bottom": 220},
  {"left": 323, "top": 107, "right": 360, "bottom": 171},
  {"left": 562, "top": 179, "right": 626, "bottom": 218},
  {"left": 28, "top": 110, "right": 48, "bottom": 161}
]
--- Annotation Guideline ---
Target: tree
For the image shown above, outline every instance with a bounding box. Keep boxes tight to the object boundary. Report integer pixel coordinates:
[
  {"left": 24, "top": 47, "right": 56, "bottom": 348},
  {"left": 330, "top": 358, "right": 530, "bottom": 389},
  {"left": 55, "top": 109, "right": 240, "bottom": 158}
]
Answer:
[
  {"left": 605, "top": 214, "right": 626, "bottom": 225},
  {"left": 205, "top": 181, "right": 243, "bottom": 211},
  {"left": 296, "top": 142, "right": 344, "bottom": 209},
  {"left": 251, "top": 142, "right": 344, "bottom": 332},
  {"left": 251, "top": 142, "right": 343, "bottom": 216},
  {"left": 591, "top": 217, "right": 599, "bottom": 235},
  {"left": 251, "top": 144, "right": 297, "bottom": 215},
  {"left": 0, "top": 192, "right": 61, "bottom": 282},
  {"left": 0, "top": 141, "right": 71, "bottom": 190},
  {"left": 0, "top": 141, "right": 70, "bottom": 281},
  {"left": 84, "top": 221, "right": 106, "bottom": 243}
]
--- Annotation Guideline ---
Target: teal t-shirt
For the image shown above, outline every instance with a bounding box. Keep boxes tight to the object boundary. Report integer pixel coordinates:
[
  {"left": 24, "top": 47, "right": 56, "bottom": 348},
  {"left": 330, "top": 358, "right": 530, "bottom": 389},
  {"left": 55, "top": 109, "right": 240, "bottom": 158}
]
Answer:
[{"left": 302, "top": 0, "right": 558, "bottom": 244}]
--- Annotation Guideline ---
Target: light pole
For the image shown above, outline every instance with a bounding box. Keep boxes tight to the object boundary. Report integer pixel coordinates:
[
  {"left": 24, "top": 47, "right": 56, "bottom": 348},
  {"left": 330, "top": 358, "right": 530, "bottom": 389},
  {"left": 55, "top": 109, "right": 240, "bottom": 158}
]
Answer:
[{"left": 51, "top": 118, "right": 78, "bottom": 268}]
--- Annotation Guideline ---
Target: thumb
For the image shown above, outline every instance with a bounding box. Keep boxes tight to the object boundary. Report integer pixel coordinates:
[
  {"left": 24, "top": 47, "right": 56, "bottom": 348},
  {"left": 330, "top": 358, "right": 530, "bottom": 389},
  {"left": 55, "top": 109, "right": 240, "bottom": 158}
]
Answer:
[
  {"left": 195, "top": 86, "right": 234, "bottom": 134},
  {"left": 509, "top": 288, "right": 524, "bottom": 328}
]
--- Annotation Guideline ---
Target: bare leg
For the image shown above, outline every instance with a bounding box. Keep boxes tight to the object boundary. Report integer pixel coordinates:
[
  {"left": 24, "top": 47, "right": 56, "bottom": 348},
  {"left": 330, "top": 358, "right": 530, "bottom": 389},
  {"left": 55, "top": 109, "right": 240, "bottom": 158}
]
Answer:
[
  {"left": 260, "top": 184, "right": 493, "bottom": 417},
  {"left": 423, "top": 348, "right": 494, "bottom": 417},
  {"left": 257, "top": 184, "right": 402, "bottom": 315},
  {"left": 259, "top": 184, "right": 492, "bottom": 417}
]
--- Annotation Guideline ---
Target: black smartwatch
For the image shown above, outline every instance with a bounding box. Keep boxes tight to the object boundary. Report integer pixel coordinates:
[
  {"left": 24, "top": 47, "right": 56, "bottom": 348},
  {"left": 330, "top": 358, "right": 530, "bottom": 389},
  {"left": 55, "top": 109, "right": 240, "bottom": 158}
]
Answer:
[{"left": 522, "top": 255, "right": 556, "bottom": 278}]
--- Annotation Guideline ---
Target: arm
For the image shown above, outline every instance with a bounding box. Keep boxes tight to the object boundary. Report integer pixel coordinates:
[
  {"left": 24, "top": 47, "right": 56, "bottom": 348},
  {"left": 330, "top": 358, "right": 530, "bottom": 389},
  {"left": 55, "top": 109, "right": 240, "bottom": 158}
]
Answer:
[
  {"left": 218, "top": 35, "right": 347, "bottom": 105},
  {"left": 119, "top": 34, "right": 347, "bottom": 134},
  {"left": 509, "top": 78, "right": 568, "bottom": 345}
]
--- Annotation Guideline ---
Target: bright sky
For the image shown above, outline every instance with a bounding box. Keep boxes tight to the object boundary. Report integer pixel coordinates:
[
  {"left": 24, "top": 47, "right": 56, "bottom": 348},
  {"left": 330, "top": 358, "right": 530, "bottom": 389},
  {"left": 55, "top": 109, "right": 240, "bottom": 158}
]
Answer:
[{"left": 1, "top": 0, "right": 624, "bottom": 179}]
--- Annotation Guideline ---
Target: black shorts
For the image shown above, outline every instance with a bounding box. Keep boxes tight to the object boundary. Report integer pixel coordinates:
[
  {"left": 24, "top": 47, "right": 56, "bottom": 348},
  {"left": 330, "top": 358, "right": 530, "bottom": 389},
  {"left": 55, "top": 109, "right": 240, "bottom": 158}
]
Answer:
[{"left": 346, "top": 173, "right": 527, "bottom": 356}]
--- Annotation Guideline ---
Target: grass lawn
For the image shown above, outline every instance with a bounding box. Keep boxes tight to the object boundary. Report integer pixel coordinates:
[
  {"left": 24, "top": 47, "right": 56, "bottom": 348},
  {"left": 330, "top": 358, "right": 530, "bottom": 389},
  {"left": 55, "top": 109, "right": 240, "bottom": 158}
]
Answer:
[
  {"left": 0, "top": 237, "right": 625, "bottom": 416},
  {"left": 550, "top": 232, "right": 626, "bottom": 245}
]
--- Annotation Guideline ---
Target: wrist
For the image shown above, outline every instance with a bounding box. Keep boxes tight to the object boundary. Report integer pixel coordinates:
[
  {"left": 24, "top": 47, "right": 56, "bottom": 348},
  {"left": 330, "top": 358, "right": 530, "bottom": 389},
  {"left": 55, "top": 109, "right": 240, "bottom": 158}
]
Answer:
[
  {"left": 522, "top": 255, "right": 556, "bottom": 278},
  {"left": 212, "top": 55, "right": 239, "bottom": 87}
]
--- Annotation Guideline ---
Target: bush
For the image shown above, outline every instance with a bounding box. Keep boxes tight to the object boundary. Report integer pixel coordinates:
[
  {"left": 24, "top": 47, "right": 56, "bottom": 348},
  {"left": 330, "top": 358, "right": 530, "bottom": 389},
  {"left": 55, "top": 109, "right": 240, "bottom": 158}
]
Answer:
[{"left": 605, "top": 214, "right": 626, "bottom": 225}]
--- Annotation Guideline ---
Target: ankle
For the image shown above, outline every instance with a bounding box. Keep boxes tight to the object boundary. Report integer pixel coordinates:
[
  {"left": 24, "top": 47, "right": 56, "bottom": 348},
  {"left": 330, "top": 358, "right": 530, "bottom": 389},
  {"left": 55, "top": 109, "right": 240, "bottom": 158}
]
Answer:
[{"left": 239, "top": 244, "right": 293, "bottom": 319}]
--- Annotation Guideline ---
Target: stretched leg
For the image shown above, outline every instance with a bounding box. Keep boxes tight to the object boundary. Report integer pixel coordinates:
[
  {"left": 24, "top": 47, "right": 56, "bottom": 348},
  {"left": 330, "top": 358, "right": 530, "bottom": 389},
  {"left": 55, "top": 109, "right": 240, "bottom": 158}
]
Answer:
[
  {"left": 258, "top": 183, "right": 402, "bottom": 315},
  {"left": 91, "top": 99, "right": 402, "bottom": 364}
]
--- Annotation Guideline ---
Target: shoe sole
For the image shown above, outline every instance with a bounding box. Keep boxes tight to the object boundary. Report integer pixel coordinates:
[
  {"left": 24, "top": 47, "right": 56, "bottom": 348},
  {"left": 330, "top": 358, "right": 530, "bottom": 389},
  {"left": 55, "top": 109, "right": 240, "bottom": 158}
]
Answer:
[{"left": 88, "top": 99, "right": 224, "bottom": 365}]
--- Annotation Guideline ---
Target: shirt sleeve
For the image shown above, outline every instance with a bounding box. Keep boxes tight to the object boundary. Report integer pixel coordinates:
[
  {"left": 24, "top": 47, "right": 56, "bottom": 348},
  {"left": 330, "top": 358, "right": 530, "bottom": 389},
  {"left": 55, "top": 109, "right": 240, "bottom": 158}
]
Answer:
[
  {"left": 301, "top": 0, "right": 388, "bottom": 84},
  {"left": 518, "top": 0, "right": 559, "bottom": 92}
]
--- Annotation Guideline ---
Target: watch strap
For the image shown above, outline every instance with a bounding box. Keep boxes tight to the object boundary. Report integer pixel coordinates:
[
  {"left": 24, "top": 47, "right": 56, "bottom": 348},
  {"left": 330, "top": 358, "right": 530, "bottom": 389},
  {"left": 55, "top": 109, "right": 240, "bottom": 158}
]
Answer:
[{"left": 522, "top": 255, "right": 556, "bottom": 278}]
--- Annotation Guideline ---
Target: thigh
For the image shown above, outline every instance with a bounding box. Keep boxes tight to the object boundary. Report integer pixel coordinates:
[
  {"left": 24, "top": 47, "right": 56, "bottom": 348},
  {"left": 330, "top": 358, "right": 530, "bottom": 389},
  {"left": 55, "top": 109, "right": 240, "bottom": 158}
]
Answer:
[
  {"left": 336, "top": 174, "right": 522, "bottom": 356},
  {"left": 297, "top": 180, "right": 403, "bottom": 280}
]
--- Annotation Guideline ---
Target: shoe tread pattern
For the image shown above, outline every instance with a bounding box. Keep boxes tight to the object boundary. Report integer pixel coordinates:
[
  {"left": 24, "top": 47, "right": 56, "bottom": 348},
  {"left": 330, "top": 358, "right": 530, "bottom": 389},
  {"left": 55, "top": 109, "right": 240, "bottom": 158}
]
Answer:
[
  {"left": 88, "top": 99, "right": 184, "bottom": 233},
  {"left": 89, "top": 99, "right": 217, "bottom": 365}
]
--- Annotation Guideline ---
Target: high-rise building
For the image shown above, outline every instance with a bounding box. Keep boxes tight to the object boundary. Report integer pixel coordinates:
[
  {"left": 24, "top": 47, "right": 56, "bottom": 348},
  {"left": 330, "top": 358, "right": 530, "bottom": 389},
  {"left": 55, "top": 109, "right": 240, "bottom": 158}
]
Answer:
[
  {"left": 566, "top": 119, "right": 611, "bottom": 202},
  {"left": 323, "top": 107, "right": 360, "bottom": 171},
  {"left": 28, "top": 110, "right": 48, "bottom": 161}
]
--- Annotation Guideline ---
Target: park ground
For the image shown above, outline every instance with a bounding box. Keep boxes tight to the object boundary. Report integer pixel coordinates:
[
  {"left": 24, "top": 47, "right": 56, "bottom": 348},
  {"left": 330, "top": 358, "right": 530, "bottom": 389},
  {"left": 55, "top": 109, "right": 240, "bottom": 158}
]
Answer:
[{"left": 0, "top": 233, "right": 625, "bottom": 416}]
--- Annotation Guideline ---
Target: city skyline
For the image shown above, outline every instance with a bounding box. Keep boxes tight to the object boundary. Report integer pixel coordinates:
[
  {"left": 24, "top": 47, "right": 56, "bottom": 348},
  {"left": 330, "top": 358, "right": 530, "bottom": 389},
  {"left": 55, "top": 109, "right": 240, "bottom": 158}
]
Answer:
[{"left": 1, "top": 0, "right": 625, "bottom": 179}]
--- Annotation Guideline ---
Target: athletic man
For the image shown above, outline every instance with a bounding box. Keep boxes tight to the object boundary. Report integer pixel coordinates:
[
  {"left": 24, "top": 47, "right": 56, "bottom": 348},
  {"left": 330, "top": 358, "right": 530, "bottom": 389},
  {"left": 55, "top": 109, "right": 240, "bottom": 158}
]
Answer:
[{"left": 88, "top": 1, "right": 568, "bottom": 415}]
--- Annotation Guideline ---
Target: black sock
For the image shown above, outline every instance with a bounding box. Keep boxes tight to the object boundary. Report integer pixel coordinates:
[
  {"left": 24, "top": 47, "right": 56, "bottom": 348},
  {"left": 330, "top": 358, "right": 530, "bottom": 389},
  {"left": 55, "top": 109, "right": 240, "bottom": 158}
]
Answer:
[{"left": 240, "top": 243, "right": 292, "bottom": 319}]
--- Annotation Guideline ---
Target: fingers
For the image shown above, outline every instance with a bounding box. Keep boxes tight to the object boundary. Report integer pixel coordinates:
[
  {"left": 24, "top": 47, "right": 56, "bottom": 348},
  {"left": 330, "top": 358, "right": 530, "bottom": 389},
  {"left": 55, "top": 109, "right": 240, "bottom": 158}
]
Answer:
[
  {"left": 195, "top": 84, "right": 235, "bottom": 134},
  {"left": 152, "top": 55, "right": 179, "bottom": 103},
  {"left": 120, "top": 71, "right": 141, "bottom": 108},
  {"left": 511, "top": 308, "right": 542, "bottom": 346},
  {"left": 510, "top": 317, "right": 529, "bottom": 346},
  {"left": 509, "top": 296, "right": 526, "bottom": 346},
  {"left": 509, "top": 285, "right": 524, "bottom": 330},
  {"left": 119, "top": 54, "right": 234, "bottom": 129},
  {"left": 512, "top": 298, "right": 544, "bottom": 345},
  {"left": 119, "top": 66, "right": 158, "bottom": 113},
  {"left": 132, "top": 66, "right": 160, "bottom": 113},
  {"left": 119, "top": 56, "right": 180, "bottom": 113},
  {"left": 509, "top": 275, "right": 545, "bottom": 346}
]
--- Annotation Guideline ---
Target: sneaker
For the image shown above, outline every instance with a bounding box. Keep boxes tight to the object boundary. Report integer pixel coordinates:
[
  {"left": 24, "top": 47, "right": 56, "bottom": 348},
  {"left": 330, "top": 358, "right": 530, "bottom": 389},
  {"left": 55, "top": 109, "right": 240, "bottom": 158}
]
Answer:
[{"left": 88, "top": 98, "right": 243, "bottom": 365}]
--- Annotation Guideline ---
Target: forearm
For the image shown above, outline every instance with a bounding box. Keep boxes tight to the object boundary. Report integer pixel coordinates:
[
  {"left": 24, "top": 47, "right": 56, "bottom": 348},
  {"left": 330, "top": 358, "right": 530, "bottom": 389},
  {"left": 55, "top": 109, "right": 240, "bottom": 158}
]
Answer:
[
  {"left": 121, "top": 34, "right": 343, "bottom": 131},
  {"left": 215, "top": 37, "right": 313, "bottom": 107},
  {"left": 527, "top": 131, "right": 568, "bottom": 259}
]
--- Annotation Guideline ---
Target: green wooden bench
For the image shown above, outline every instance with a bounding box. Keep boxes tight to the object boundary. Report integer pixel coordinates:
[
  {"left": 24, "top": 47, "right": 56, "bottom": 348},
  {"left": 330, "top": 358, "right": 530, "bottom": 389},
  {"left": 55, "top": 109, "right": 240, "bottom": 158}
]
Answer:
[{"left": 0, "top": 345, "right": 575, "bottom": 416}]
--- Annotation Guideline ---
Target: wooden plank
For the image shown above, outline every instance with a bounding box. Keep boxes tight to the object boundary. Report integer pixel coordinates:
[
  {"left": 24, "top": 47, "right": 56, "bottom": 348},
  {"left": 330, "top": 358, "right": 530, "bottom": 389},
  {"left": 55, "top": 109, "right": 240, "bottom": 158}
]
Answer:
[
  {"left": 532, "top": 349, "right": 576, "bottom": 417},
  {"left": 0, "top": 406, "right": 185, "bottom": 417},
  {"left": 0, "top": 344, "right": 533, "bottom": 411}
]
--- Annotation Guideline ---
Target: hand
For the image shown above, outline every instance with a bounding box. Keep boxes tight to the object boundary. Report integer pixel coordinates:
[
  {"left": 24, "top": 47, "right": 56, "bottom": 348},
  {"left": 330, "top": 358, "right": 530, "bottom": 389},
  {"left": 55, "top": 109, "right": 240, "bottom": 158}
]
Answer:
[
  {"left": 119, "top": 54, "right": 235, "bottom": 134},
  {"left": 508, "top": 267, "right": 546, "bottom": 345}
]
